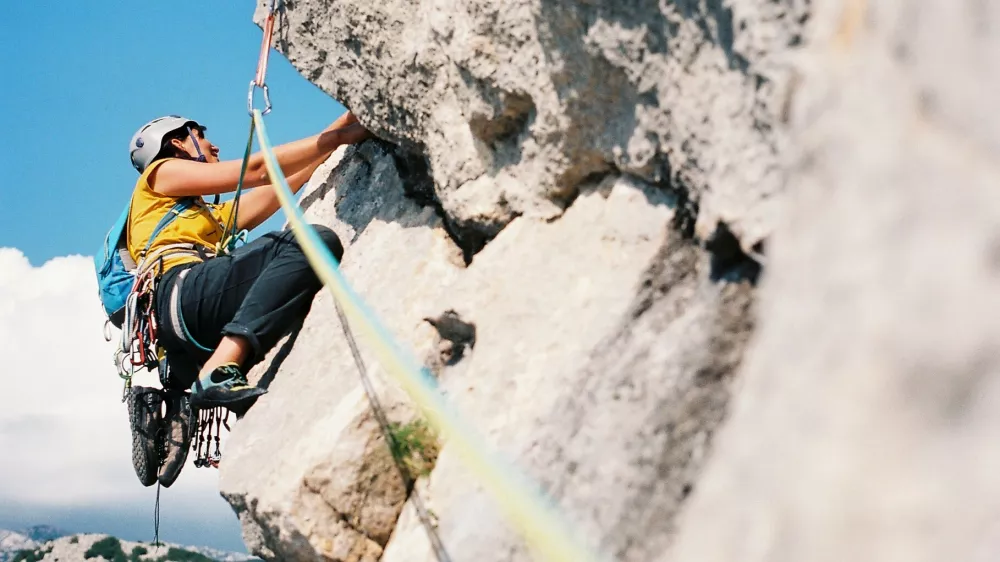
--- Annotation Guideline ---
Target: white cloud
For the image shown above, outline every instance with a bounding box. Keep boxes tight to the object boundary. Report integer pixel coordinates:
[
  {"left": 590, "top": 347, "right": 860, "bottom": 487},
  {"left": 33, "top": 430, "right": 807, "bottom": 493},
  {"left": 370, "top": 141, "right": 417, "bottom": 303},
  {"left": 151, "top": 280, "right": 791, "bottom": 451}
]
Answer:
[{"left": 0, "top": 248, "right": 230, "bottom": 516}]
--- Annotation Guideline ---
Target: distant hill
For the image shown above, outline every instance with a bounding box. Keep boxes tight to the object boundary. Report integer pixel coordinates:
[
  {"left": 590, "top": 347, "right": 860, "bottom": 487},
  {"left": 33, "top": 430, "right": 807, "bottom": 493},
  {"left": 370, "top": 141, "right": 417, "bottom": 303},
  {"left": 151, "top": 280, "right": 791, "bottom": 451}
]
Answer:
[{"left": 0, "top": 531, "right": 260, "bottom": 562}]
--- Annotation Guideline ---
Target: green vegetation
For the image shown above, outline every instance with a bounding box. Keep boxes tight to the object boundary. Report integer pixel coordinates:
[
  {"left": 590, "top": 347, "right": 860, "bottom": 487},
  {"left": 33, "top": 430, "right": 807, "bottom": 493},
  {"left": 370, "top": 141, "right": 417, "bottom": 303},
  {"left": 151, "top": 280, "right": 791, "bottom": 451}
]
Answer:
[
  {"left": 151, "top": 547, "right": 216, "bottom": 562},
  {"left": 84, "top": 536, "right": 127, "bottom": 562},
  {"left": 8, "top": 535, "right": 224, "bottom": 562},
  {"left": 12, "top": 546, "right": 52, "bottom": 562},
  {"left": 128, "top": 545, "right": 149, "bottom": 562},
  {"left": 387, "top": 418, "right": 440, "bottom": 477}
]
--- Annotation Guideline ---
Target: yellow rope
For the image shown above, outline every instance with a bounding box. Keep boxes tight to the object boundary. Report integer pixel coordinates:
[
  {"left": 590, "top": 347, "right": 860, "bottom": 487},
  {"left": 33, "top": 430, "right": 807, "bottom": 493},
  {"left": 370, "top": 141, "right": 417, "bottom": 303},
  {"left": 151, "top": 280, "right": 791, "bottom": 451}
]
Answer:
[{"left": 251, "top": 110, "right": 603, "bottom": 562}]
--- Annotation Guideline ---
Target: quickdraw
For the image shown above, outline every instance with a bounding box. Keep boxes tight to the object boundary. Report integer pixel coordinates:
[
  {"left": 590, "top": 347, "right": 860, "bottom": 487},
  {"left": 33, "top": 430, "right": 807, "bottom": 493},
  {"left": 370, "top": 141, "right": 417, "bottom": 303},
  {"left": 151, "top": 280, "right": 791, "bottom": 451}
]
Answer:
[
  {"left": 247, "top": 0, "right": 280, "bottom": 116},
  {"left": 192, "top": 406, "right": 231, "bottom": 468},
  {"left": 219, "top": 0, "right": 281, "bottom": 256}
]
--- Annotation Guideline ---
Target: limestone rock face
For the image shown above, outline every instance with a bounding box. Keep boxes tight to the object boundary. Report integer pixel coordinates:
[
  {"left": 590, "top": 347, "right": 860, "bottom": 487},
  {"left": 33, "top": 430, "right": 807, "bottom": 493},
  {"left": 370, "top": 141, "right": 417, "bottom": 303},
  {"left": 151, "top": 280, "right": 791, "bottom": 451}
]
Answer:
[
  {"left": 219, "top": 141, "right": 458, "bottom": 562},
  {"left": 668, "top": 1, "right": 1000, "bottom": 562},
  {"left": 222, "top": 0, "right": 998, "bottom": 561},
  {"left": 223, "top": 133, "right": 757, "bottom": 560},
  {"left": 225, "top": 0, "right": 769, "bottom": 559},
  {"left": 256, "top": 0, "right": 805, "bottom": 248}
]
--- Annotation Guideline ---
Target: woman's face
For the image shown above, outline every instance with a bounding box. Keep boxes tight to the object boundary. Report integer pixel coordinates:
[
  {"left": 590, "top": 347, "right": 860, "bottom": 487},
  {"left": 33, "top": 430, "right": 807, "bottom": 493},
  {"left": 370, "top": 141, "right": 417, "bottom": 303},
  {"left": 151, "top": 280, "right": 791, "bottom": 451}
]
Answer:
[{"left": 172, "top": 127, "right": 220, "bottom": 163}]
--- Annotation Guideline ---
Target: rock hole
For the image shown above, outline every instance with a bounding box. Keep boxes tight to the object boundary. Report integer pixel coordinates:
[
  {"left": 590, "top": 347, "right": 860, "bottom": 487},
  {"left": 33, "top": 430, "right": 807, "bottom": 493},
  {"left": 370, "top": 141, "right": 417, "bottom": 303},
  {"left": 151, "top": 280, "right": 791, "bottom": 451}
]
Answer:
[
  {"left": 705, "top": 222, "right": 762, "bottom": 284},
  {"left": 424, "top": 310, "right": 477, "bottom": 366},
  {"left": 469, "top": 91, "right": 536, "bottom": 147},
  {"left": 670, "top": 188, "right": 699, "bottom": 240},
  {"left": 389, "top": 146, "right": 488, "bottom": 264}
]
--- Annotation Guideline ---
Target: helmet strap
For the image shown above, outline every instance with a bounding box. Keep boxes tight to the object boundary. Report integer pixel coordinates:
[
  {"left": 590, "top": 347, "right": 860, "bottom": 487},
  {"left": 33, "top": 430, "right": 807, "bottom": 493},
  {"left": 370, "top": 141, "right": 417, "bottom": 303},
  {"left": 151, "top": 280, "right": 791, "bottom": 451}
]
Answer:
[{"left": 187, "top": 126, "right": 207, "bottom": 163}]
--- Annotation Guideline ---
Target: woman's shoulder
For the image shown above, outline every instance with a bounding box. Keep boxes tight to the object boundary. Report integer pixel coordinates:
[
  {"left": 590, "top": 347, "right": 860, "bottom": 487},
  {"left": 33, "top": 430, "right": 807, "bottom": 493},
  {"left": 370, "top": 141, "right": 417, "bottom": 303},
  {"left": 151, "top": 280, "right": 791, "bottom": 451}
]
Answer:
[
  {"left": 134, "top": 159, "right": 182, "bottom": 202},
  {"left": 132, "top": 159, "right": 189, "bottom": 216}
]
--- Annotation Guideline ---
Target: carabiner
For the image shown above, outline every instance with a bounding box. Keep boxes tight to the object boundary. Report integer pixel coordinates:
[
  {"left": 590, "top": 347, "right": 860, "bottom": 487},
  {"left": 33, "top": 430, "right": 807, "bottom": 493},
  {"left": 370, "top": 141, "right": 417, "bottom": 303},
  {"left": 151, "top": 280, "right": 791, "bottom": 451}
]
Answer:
[{"left": 247, "top": 81, "right": 272, "bottom": 116}]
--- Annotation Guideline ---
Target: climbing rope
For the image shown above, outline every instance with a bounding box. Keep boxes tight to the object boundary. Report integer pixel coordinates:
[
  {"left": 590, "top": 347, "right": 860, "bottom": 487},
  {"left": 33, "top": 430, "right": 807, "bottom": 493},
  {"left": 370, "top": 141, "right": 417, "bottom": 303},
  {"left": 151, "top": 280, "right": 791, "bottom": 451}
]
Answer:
[
  {"left": 218, "top": 0, "right": 282, "bottom": 254},
  {"left": 153, "top": 482, "right": 162, "bottom": 546},
  {"left": 251, "top": 109, "right": 605, "bottom": 562},
  {"left": 334, "top": 302, "right": 452, "bottom": 562},
  {"left": 218, "top": 120, "right": 255, "bottom": 255},
  {"left": 184, "top": 0, "right": 279, "bottom": 474},
  {"left": 144, "top": 4, "right": 600, "bottom": 559}
]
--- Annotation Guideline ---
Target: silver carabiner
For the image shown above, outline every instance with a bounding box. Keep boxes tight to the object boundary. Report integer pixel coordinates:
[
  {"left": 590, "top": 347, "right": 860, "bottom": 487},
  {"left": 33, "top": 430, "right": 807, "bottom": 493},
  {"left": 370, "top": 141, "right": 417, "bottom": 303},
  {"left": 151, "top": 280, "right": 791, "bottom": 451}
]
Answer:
[{"left": 247, "top": 81, "right": 273, "bottom": 116}]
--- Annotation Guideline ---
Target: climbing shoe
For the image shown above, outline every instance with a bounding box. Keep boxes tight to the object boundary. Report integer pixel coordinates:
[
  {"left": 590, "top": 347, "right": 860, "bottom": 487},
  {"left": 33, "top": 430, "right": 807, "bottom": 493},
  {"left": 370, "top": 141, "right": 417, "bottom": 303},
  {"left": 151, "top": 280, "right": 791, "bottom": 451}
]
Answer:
[
  {"left": 189, "top": 363, "right": 267, "bottom": 411},
  {"left": 126, "top": 386, "right": 164, "bottom": 487},
  {"left": 158, "top": 390, "right": 195, "bottom": 488}
]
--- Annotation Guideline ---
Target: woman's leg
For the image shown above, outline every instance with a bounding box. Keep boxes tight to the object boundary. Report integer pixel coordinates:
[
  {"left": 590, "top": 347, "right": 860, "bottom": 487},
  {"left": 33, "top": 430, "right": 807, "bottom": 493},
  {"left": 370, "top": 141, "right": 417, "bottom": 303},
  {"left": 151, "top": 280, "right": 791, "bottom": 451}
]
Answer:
[
  {"left": 199, "top": 336, "right": 252, "bottom": 379},
  {"left": 157, "top": 225, "right": 344, "bottom": 405}
]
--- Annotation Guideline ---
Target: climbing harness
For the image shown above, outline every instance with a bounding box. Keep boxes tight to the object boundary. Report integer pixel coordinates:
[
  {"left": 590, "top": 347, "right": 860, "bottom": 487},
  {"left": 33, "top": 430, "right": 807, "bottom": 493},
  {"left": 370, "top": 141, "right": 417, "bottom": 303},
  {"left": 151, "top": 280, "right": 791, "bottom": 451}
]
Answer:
[
  {"left": 110, "top": 208, "right": 216, "bottom": 399},
  {"left": 335, "top": 302, "right": 453, "bottom": 562}
]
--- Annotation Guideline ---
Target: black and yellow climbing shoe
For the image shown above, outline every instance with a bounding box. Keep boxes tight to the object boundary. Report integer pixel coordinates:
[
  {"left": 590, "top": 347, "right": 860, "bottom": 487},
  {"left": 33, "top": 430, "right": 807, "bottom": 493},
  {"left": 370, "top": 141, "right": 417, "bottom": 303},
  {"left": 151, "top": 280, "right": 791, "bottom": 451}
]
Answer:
[
  {"left": 189, "top": 363, "right": 267, "bottom": 410},
  {"left": 127, "top": 386, "right": 164, "bottom": 487},
  {"left": 158, "top": 391, "right": 195, "bottom": 487}
]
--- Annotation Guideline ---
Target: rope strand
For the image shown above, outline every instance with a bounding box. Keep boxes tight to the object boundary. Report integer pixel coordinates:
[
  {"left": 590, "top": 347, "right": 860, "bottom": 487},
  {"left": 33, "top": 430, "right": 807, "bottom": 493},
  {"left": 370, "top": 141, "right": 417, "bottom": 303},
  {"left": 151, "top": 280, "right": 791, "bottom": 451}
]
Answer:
[{"left": 334, "top": 302, "right": 453, "bottom": 562}]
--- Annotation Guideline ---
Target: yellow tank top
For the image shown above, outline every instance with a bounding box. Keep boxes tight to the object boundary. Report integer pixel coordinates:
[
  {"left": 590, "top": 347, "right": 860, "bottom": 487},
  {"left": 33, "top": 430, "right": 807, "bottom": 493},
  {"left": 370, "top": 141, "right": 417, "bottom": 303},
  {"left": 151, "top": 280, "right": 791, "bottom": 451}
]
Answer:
[{"left": 127, "top": 159, "right": 236, "bottom": 274}]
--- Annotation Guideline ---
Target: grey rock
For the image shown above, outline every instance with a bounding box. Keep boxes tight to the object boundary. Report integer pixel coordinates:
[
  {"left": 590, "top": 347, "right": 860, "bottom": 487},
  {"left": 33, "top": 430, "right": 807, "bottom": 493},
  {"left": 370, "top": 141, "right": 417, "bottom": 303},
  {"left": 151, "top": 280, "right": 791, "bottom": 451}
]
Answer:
[
  {"left": 220, "top": 141, "right": 457, "bottom": 562},
  {"left": 225, "top": 0, "right": 780, "bottom": 559},
  {"left": 669, "top": 1, "right": 1000, "bottom": 562},
  {"left": 222, "top": 128, "right": 759, "bottom": 559},
  {"left": 224, "top": 0, "right": 1000, "bottom": 560},
  {"left": 255, "top": 0, "right": 805, "bottom": 249},
  {"left": 0, "top": 530, "right": 36, "bottom": 562},
  {"left": 381, "top": 207, "right": 756, "bottom": 562}
]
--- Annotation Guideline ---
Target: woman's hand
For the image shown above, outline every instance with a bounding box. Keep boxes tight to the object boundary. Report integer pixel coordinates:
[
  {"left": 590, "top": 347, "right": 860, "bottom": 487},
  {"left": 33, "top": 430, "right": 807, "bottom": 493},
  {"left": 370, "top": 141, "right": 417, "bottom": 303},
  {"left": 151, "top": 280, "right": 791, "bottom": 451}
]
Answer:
[
  {"left": 320, "top": 112, "right": 373, "bottom": 147},
  {"left": 337, "top": 122, "right": 374, "bottom": 145}
]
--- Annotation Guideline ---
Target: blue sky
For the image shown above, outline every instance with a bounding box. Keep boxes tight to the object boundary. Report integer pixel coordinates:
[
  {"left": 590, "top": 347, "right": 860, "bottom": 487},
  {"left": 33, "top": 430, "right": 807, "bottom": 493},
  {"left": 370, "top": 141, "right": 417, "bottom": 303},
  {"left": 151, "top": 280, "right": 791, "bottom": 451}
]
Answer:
[
  {"left": 0, "top": 1, "right": 345, "bottom": 266},
  {"left": 0, "top": 2, "right": 345, "bottom": 553}
]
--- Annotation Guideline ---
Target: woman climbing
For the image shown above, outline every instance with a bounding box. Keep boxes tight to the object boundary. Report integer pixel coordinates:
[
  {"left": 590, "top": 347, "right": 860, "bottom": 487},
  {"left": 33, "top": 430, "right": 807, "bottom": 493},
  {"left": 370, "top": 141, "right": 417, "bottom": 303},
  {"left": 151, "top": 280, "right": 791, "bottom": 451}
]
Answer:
[{"left": 126, "top": 111, "right": 370, "bottom": 412}]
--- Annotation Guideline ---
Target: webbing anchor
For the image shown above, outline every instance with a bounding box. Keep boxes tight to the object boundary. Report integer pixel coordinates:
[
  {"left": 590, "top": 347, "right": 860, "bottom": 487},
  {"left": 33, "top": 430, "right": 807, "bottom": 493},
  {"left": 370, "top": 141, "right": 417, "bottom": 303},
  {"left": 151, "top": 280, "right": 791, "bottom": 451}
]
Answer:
[{"left": 247, "top": 0, "right": 280, "bottom": 116}]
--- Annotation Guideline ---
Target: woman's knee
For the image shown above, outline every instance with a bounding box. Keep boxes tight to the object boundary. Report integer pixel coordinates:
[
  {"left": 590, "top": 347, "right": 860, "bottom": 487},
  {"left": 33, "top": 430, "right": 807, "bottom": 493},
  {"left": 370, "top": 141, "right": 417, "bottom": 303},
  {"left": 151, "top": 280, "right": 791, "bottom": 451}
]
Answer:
[{"left": 312, "top": 225, "right": 344, "bottom": 262}]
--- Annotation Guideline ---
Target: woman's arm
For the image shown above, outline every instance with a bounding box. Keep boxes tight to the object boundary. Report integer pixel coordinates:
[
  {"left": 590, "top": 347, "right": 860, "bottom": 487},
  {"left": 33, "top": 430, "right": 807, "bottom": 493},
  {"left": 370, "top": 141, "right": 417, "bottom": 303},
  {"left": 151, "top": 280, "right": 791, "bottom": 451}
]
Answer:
[
  {"left": 150, "top": 112, "right": 364, "bottom": 197},
  {"left": 232, "top": 149, "right": 334, "bottom": 231},
  {"left": 234, "top": 120, "right": 373, "bottom": 231}
]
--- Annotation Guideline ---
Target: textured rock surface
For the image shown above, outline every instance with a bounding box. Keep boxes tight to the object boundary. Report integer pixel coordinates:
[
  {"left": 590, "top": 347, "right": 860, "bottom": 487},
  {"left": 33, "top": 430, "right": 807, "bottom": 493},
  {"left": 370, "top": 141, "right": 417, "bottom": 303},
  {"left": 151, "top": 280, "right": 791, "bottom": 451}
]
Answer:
[
  {"left": 669, "top": 1, "right": 1000, "bottom": 562},
  {"left": 381, "top": 225, "right": 756, "bottom": 562},
  {"left": 224, "top": 133, "right": 754, "bottom": 560},
  {"left": 220, "top": 142, "right": 458, "bottom": 562},
  {"left": 225, "top": 0, "right": 774, "bottom": 560},
  {"left": 256, "top": 0, "right": 806, "bottom": 249},
  {"left": 224, "top": 0, "right": 996, "bottom": 560}
]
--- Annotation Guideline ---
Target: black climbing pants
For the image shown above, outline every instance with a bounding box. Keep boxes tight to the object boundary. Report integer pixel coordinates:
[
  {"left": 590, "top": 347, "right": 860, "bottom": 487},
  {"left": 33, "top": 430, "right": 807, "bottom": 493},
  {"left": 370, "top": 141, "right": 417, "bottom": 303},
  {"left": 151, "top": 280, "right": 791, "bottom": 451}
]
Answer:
[{"left": 154, "top": 225, "right": 344, "bottom": 390}]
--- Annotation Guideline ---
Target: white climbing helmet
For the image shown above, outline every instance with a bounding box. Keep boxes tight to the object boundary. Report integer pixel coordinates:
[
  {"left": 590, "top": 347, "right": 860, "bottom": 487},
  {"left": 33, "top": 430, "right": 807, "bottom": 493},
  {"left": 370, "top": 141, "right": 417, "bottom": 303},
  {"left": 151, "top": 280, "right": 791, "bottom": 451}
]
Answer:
[{"left": 129, "top": 115, "right": 204, "bottom": 173}]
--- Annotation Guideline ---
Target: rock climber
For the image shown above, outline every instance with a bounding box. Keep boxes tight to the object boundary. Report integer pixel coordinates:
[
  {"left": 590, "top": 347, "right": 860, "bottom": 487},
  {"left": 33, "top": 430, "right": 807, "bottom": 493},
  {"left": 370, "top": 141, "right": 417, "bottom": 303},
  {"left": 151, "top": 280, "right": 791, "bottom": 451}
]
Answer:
[{"left": 126, "top": 111, "right": 371, "bottom": 412}]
